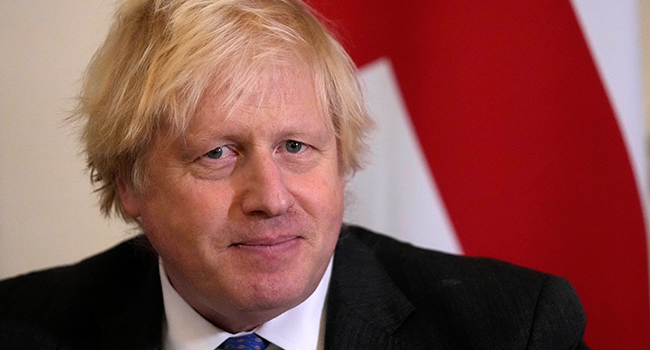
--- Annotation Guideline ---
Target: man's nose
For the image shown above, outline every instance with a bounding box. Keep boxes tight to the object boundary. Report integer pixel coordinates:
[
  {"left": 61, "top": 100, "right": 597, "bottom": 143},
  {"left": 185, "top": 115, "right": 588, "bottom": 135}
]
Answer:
[{"left": 239, "top": 152, "right": 296, "bottom": 217}]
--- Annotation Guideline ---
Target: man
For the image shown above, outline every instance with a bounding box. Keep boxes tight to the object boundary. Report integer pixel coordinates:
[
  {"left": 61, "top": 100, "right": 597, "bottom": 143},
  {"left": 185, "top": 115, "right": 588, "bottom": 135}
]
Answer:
[{"left": 0, "top": 0, "right": 589, "bottom": 349}]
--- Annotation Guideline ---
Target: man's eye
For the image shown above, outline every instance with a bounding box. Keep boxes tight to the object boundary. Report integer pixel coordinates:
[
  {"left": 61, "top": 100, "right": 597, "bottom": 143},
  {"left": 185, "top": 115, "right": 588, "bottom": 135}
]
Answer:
[
  {"left": 205, "top": 146, "right": 228, "bottom": 159},
  {"left": 285, "top": 140, "right": 305, "bottom": 154}
]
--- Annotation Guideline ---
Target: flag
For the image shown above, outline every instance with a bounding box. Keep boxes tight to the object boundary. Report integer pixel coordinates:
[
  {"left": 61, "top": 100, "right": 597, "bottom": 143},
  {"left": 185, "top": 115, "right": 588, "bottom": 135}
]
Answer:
[{"left": 314, "top": 0, "right": 650, "bottom": 348}]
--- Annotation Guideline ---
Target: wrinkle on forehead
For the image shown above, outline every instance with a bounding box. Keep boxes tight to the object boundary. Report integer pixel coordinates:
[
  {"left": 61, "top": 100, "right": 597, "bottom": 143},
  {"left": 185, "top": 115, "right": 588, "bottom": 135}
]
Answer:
[
  {"left": 233, "top": 62, "right": 315, "bottom": 121},
  {"left": 199, "top": 61, "right": 321, "bottom": 124},
  {"left": 246, "top": 64, "right": 303, "bottom": 106}
]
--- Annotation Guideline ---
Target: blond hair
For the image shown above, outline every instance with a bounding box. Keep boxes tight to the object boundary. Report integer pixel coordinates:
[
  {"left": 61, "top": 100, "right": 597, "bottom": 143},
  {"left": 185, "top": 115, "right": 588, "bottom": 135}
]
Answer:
[{"left": 73, "top": 0, "right": 372, "bottom": 222}]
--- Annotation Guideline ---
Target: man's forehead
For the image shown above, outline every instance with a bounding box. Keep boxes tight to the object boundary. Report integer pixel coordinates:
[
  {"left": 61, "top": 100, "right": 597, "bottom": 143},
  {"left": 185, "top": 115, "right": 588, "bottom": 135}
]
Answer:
[
  {"left": 200, "top": 63, "right": 317, "bottom": 117},
  {"left": 226, "top": 60, "right": 314, "bottom": 104},
  {"left": 181, "top": 64, "right": 326, "bottom": 136}
]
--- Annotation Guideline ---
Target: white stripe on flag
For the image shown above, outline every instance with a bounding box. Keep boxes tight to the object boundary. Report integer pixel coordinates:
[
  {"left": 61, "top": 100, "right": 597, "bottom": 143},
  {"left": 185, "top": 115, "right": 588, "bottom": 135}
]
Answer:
[{"left": 344, "top": 58, "right": 462, "bottom": 254}]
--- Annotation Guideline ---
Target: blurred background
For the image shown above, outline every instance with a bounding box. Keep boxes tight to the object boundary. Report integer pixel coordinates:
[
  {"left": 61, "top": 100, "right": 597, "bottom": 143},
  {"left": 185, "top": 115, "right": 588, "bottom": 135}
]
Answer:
[{"left": 1, "top": 0, "right": 649, "bottom": 348}]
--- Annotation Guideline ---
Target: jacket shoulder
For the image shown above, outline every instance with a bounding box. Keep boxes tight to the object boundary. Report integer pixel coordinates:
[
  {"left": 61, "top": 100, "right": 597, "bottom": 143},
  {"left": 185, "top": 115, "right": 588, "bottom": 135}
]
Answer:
[
  {"left": 0, "top": 236, "right": 159, "bottom": 348},
  {"left": 0, "top": 236, "right": 156, "bottom": 313},
  {"left": 349, "top": 224, "right": 551, "bottom": 286},
  {"left": 341, "top": 225, "right": 587, "bottom": 349}
]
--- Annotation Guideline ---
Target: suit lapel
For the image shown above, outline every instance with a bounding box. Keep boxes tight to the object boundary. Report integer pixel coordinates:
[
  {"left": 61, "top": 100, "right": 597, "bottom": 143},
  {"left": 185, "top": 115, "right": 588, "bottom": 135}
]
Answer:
[{"left": 325, "top": 227, "right": 418, "bottom": 350}]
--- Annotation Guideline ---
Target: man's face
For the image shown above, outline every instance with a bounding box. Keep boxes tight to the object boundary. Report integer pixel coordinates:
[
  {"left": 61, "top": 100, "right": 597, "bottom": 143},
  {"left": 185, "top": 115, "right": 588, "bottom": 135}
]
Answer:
[{"left": 119, "top": 63, "right": 344, "bottom": 332}]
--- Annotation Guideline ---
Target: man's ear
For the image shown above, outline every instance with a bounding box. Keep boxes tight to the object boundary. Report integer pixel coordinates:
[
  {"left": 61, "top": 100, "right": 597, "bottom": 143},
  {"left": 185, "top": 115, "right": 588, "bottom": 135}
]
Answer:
[{"left": 117, "top": 177, "right": 141, "bottom": 218}]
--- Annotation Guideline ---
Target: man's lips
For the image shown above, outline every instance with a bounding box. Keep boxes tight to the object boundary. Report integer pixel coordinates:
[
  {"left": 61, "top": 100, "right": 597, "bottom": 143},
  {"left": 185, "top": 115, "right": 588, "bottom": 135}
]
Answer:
[{"left": 231, "top": 236, "right": 302, "bottom": 249}]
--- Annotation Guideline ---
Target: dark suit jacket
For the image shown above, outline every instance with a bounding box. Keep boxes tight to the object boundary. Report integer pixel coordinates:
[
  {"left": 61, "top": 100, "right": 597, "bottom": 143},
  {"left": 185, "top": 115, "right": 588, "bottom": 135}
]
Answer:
[{"left": 0, "top": 225, "right": 589, "bottom": 349}]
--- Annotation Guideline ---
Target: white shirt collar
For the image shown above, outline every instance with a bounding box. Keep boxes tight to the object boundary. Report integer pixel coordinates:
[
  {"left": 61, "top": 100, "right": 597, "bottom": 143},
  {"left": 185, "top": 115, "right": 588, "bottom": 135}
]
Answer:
[{"left": 160, "top": 258, "right": 332, "bottom": 350}]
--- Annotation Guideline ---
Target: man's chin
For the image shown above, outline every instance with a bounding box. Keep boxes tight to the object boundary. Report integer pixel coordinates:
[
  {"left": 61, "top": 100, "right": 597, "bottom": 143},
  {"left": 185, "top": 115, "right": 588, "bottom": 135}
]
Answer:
[{"left": 233, "top": 279, "right": 315, "bottom": 312}]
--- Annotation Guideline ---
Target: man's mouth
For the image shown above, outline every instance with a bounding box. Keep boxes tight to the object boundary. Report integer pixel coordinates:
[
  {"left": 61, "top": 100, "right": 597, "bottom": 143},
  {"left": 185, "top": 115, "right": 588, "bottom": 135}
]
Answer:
[{"left": 231, "top": 236, "right": 302, "bottom": 254}]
